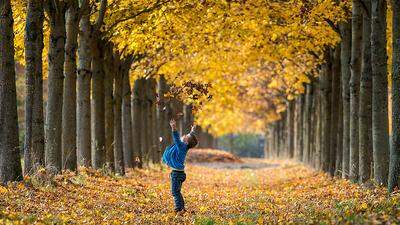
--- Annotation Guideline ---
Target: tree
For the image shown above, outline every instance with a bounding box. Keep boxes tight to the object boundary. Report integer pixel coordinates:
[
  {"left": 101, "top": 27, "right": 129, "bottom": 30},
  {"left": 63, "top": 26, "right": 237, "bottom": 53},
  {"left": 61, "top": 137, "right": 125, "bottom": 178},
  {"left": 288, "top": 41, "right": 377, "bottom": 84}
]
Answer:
[
  {"left": 44, "top": 0, "right": 68, "bottom": 173},
  {"left": 349, "top": 0, "right": 362, "bottom": 182},
  {"left": 24, "top": 0, "right": 45, "bottom": 174},
  {"left": 62, "top": 0, "right": 79, "bottom": 171},
  {"left": 114, "top": 56, "right": 125, "bottom": 175},
  {"left": 320, "top": 52, "right": 332, "bottom": 172},
  {"left": 132, "top": 78, "right": 145, "bottom": 168},
  {"left": 371, "top": 0, "right": 389, "bottom": 185},
  {"left": 358, "top": 0, "right": 373, "bottom": 184},
  {"left": 122, "top": 61, "right": 133, "bottom": 168},
  {"left": 340, "top": 22, "right": 352, "bottom": 179},
  {"left": 330, "top": 46, "right": 341, "bottom": 176},
  {"left": 0, "top": 0, "right": 23, "bottom": 183},
  {"left": 104, "top": 45, "right": 115, "bottom": 171},
  {"left": 389, "top": 0, "right": 400, "bottom": 192}
]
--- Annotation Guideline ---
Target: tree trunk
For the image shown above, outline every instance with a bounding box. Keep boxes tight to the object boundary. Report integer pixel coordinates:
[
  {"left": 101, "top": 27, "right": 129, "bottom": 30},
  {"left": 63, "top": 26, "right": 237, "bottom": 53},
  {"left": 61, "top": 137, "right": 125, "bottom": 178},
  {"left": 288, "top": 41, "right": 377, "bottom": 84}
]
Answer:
[
  {"left": 320, "top": 53, "right": 332, "bottom": 172},
  {"left": 122, "top": 65, "right": 133, "bottom": 168},
  {"left": 147, "top": 79, "right": 158, "bottom": 163},
  {"left": 371, "top": 0, "right": 389, "bottom": 186},
  {"left": 0, "top": 0, "right": 23, "bottom": 183},
  {"left": 183, "top": 104, "right": 193, "bottom": 132},
  {"left": 91, "top": 39, "right": 105, "bottom": 169},
  {"left": 359, "top": 0, "right": 373, "bottom": 184},
  {"left": 24, "top": 0, "right": 45, "bottom": 174},
  {"left": 104, "top": 50, "right": 114, "bottom": 171},
  {"left": 330, "top": 46, "right": 341, "bottom": 176},
  {"left": 287, "top": 100, "right": 295, "bottom": 158},
  {"left": 77, "top": 14, "right": 92, "bottom": 167},
  {"left": 303, "top": 83, "right": 313, "bottom": 164},
  {"left": 349, "top": 0, "right": 363, "bottom": 182},
  {"left": 389, "top": 0, "right": 400, "bottom": 192},
  {"left": 140, "top": 79, "right": 150, "bottom": 165},
  {"left": 114, "top": 59, "right": 125, "bottom": 175},
  {"left": 157, "top": 76, "right": 171, "bottom": 159},
  {"left": 62, "top": 2, "right": 78, "bottom": 171},
  {"left": 132, "top": 78, "right": 144, "bottom": 168},
  {"left": 315, "top": 79, "right": 322, "bottom": 169},
  {"left": 45, "top": 3, "right": 67, "bottom": 173},
  {"left": 340, "top": 22, "right": 352, "bottom": 179}
]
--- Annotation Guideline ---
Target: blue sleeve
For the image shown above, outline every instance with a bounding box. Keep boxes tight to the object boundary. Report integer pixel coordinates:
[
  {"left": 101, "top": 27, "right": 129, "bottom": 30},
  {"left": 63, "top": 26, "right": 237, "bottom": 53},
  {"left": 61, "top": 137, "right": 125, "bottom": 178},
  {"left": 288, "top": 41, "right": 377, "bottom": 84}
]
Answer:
[{"left": 172, "top": 131, "right": 186, "bottom": 151}]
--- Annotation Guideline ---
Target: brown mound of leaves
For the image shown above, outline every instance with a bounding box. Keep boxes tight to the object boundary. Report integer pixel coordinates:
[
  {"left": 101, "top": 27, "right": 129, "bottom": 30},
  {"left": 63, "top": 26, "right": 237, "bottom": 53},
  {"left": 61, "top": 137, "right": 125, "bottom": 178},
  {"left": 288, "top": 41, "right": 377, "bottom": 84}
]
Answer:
[{"left": 186, "top": 148, "right": 243, "bottom": 163}]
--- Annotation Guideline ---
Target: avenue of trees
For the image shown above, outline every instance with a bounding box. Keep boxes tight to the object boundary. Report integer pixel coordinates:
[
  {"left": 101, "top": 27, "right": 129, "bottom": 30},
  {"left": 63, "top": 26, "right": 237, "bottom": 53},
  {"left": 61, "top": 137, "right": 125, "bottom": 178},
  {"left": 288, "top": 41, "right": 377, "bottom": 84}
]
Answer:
[
  {"left": 3, "top": 0, "right": 400, "bottom": 194},
  {"left": 0, "top": 0, "right": 217, "bottom": 184},
  {"left": 264, "top": 0, "right": 400, "bottom": 192}
]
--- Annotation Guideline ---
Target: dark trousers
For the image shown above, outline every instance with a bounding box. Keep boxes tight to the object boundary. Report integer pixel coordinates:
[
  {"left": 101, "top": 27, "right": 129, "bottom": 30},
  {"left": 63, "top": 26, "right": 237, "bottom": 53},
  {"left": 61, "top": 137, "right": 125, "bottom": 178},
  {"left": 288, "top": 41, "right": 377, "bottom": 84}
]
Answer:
[{"left": 170, "top": 170, "right": 186, "bottom": 211}]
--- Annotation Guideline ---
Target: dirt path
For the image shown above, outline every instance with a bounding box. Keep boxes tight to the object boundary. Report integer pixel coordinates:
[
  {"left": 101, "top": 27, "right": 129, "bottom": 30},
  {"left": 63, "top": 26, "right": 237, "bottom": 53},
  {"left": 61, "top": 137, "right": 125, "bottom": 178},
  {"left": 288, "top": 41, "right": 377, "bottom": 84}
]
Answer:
[{"left": 1, "top": 159, "right": 399, "bottom": 224}]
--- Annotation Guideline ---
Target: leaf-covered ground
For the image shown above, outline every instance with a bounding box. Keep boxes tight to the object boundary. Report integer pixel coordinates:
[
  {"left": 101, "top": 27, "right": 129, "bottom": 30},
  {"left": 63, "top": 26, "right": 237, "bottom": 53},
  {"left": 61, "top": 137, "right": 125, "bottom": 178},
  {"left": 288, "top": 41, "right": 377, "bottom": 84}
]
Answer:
[{"left": 1, "top": 159, "right": 400, "bottom": 224}]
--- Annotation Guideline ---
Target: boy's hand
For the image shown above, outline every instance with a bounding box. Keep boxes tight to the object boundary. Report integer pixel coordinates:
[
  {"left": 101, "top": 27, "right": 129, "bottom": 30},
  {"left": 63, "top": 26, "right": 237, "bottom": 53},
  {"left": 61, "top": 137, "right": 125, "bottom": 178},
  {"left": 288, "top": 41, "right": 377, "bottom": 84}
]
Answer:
[
  {"left": 170, "top": 119, "right": 177, "bottom": 131},
  {"left": 190, "top": 125, "right": 196, "bottom": 134}
]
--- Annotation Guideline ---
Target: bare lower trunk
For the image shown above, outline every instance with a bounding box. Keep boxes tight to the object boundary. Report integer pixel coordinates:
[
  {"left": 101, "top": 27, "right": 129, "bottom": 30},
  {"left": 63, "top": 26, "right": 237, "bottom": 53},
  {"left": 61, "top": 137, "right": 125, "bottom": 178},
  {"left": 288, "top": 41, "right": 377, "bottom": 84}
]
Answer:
[
  {"left": 359, "top": 0, "right": 373, "bottom": 184},
  {"left": 157, "top": 76, "right": 171, "bottom": 160},
  {"left": 147, "top": 79, "right": 158, "bottom": 163},
  {"left": 24, "top": 0, "right": 45, "bottom": 174},
  {"left": 303, "top": 83, "right": 313, "bottom": 164},
  {"left": 371, "top": 0, "right": 389, "bottom": 186},
  {"left": 287, "top": 100, "right": 295, "bottom": 158},
  {"left": 340, "top": 22, "right": 352, "bottom": 179},
  {"left": 104, "top": 51, "right": 114, "bottom": 171},
  {"left": 77, "top": 14, "right": 92, "bottom": 167},
  {"left": 45, "top": 4, "right": 66, "bottom": 174},
  {"left": 0, "top": 0, "right": 23, "bottom": 183},
  {"left": 330, "top": 46, "right": 341, "bottom": 176},
  {"left": 389, "top": 0, "right": 400, "bottom": 192},
  {"left": 132, "top": 78, "right": 144, "bottom": 168},
  {"left": 122, "top": 66, "right": 133, "bottom": 168},
  {"left": 91, "top": 39, "right": 105, "bottom": 169},
  {"left": 62, "top": 3, "right": 78, "bottom": 171},
  {"left": 114, "top": 59, "right": 125, "bottom": 175},
  {"left": 320, "top": 53, "right": 332, "bottom": 172}
]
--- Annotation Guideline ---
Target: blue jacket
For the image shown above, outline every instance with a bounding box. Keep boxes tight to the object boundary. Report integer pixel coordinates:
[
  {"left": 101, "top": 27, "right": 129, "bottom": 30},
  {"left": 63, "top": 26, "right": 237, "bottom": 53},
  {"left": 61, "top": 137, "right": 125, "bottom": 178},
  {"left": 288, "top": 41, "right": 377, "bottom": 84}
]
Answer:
[{"left": 162, "top": 130, "right": 188, "bottom": 170}]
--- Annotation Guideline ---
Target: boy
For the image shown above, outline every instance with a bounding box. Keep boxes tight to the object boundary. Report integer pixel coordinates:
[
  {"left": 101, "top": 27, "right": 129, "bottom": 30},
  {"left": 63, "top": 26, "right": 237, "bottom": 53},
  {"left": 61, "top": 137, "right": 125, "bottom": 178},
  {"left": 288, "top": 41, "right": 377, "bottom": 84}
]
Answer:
[{"left": 162, "top": 119, "right": 198, "bottom": 214}]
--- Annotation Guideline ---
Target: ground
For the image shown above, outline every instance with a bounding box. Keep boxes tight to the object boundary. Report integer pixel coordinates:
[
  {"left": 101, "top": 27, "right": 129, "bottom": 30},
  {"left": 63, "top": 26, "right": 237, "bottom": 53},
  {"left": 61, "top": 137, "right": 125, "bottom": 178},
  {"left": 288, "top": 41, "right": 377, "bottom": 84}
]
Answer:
[{"left": 1, "top": 156, "right": 400, "bottom": 224}]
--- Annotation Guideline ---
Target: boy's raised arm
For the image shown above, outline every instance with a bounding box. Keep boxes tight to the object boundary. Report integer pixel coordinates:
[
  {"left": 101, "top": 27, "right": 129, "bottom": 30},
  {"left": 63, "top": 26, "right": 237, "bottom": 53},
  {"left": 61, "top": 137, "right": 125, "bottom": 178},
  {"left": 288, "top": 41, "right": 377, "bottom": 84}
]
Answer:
[{"left": 170, "top": 119, "right": 184, "bottom": 148}]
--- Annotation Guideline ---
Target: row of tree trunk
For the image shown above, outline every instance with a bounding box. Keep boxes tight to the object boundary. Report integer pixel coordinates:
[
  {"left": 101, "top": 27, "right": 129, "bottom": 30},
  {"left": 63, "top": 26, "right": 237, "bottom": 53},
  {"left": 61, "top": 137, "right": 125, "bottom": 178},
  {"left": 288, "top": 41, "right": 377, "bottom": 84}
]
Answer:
[
  {"left": 0, "top": 0, "right": 199, "bottom": 183},
  {"left": 265, "top": 0, "right": 400, "bottom": 192}
]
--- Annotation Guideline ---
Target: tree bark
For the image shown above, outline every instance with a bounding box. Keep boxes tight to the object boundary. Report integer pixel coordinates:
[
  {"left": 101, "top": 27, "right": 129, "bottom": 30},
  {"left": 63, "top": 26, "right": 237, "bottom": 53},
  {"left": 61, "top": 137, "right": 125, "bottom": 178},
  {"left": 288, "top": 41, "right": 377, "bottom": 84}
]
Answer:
[
  {"left": 62, "top": 2, "right": 78, "bottom": 171},
  {"left": 389, "top": 0, "right": 400, "bottom": 192},
  {"left": 157, "top": 76, "right": 172, "bottom": 160},
  {"left": 359, "top": 0, "right": 373, "bottom": 184},
  {"left": 330, "top": 46, "right": 341, "bottom": 176},
  {"left": 340, "top": 22, "right": 352, "bottom": 179},
  {"left": 24, "top": 0, "right": 45, "bottom": 174},
  {"left": 45, "top": 2, "right": 67, "bottom": 173},
  {"left": 132, "top": 78, "right": 144, "bottom": 168},
  {"left": 114, "top": 58, "right": 125, "bottom": 175},
  {"left": 371, "top": 0, "right": 389, "bottom": 186},
  {"left": 147, "top": 79, "right": 158, "bottom": 163},
  {"left": 104, "top": 49, "right": 114, "bottom": 171},
  {"left": 91, "top": 39, "right": 105, "bottom": 169},
  {"left": 287, "top": 100, "right": 295, "bottom": 158},
  {"left": 320, "top": 53, "right": 332, "bottom": 172},
  {"left": 303, "top": 83, "right": 313, "bottom": 164},
  {"left": 122, "top": 64, "right": 133, "bottom": 168},
  {"left": 77, "top": 14, "right": 92, "bottom": 167},
  {"left": 0, "top": 0, "right": 23, "bottom": 183},
  {"left": 349, "top": 0, "right": 363, "bottom": 182}
]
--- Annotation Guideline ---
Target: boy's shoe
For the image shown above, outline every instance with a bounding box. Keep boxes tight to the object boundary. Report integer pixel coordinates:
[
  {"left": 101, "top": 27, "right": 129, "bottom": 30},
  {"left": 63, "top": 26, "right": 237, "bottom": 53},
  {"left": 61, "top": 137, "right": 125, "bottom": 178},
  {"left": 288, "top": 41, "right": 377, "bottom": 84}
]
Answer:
[{"left": 174, "top": 208, "right": 186, "bottom": 216}]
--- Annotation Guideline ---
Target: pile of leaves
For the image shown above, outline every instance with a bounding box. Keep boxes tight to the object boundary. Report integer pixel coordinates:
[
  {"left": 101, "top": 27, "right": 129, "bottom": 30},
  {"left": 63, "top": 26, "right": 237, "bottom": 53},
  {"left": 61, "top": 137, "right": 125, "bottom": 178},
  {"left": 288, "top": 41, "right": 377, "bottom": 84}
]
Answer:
[
  {"left": 186, "top": 149, "right": 243, "bottom": 163},
  {"left": 1, "top": 159, "right": 400, "bottom": 224}
]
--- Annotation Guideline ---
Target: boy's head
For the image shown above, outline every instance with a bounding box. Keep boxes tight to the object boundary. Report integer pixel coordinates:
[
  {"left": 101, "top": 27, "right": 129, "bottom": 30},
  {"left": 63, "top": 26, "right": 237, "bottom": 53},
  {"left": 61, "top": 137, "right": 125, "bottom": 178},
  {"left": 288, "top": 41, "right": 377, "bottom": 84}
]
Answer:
[{"left": 181, "top": 133, "right": 198, "bottom": 149}]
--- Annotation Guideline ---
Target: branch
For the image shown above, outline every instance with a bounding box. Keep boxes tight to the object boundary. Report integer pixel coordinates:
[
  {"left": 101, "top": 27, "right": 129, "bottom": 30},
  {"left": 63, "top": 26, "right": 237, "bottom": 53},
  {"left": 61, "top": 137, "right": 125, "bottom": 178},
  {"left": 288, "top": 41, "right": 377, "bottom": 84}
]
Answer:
[
  {"left": 94, "top": 0, "right": 108, "bottom": 31},
  {"left": 324, "top": 18, "right": 341, "bottom": 37}
]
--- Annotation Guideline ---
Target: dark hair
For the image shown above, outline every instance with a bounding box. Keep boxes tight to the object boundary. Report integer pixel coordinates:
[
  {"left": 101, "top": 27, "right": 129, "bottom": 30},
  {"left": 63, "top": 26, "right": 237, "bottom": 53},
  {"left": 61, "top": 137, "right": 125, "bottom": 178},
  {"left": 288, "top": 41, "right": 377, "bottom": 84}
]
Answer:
[{"left": 187, "top": 134, "right": 198, "bottom": 149}]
